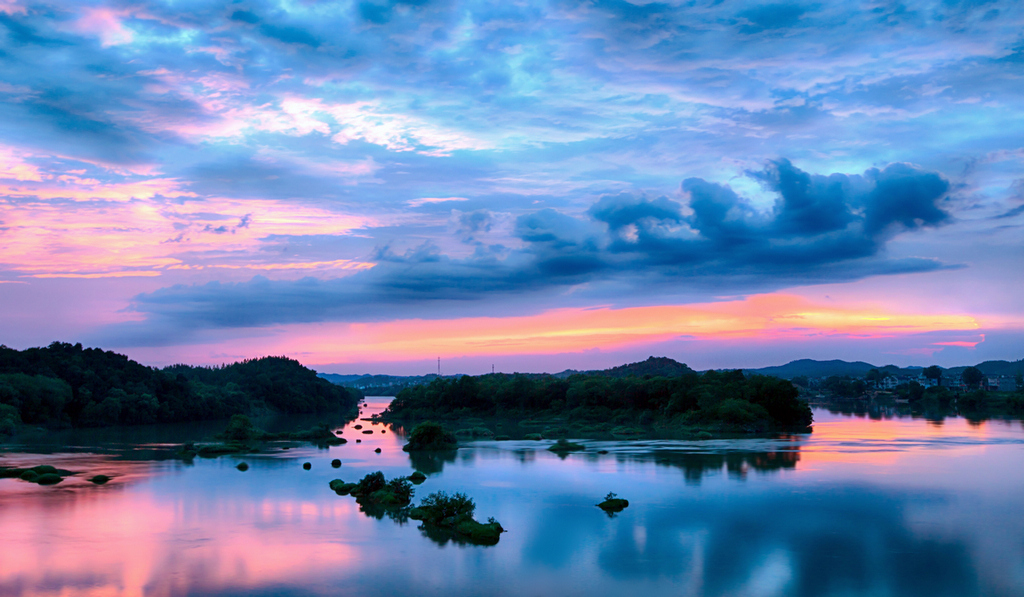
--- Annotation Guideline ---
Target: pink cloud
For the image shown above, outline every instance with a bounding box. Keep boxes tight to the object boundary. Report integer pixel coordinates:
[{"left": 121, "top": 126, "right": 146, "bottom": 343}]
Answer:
[
  {"left": 934, "top": 336, "right": 984, "bottom": 348},
  {"left": 1, "top": 188, "right": 375, "bottom": 278},
  {"left": 0, "top": 176, "right": 196, "bottom": 202},
  {"left": 0, "top": 146, "right": 43, "bottom": 181},
  {"left": 0, "top": 1, "right": 25, "bottom": 16},
  {"left": 74, "top": 7, "right": 134, "bottom": 47}
]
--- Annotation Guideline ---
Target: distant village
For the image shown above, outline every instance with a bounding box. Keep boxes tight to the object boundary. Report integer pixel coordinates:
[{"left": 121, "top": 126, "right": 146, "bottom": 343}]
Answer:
[{"left": 799, "top": 367, "right": 1021, "bottom": 399}]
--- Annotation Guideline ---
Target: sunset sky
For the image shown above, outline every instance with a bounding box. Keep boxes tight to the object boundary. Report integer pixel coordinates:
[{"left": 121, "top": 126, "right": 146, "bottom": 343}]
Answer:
[{"left": 0, "top": 0, "right": 1021, "bottom": 374}]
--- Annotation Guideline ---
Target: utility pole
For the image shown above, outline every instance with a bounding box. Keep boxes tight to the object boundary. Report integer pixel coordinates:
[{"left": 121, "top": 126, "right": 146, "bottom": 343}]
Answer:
[
  {"left": 492, "top": 364, "right": 495, "bottom": 374},
  {"left": 437, "top": 356, "right": 440, "bottom": 377}
]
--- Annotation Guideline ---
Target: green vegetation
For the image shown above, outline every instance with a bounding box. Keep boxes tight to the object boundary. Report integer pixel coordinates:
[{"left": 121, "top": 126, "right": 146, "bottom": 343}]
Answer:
[
  {"left": 409, "top": 491, "right": 505, "bottom": 545},
  {"left": 454, "top": 426, "right": 493, "bottom": 439},
  {"left": 330, "top": 471, "right": 414, "bottom": 508},
  {"left": 331, "top": 459, "right": 341, "bottom": 468},
  {"left": 89, "top": 474, "right": 111, "bottom": 484},
  {"left": 328, "top": 473, "right": 503, "bottom": 545},
  {"left": 548, "top": 439, "right": 585, "bottom": 453},
  {"left": 597, "top": 492, "right": 629, "bottom": 513},
  {"left": 403, "top": 421, "right": 459, "bottom": 451},
  {"left": 219, "top": 415, "right": 347, "bottom": 446},
  {"left": 303, "top": 462, "right": 311, "bottom": 470},
  {"left": 821, "top": 376, "right": 867, "bottom": 398},
  {"left": 235, "top": 463, "right": 249, "bottom": 472},
  {"left": 175, "top": 416, "right": 347, "bottom": 461},
  {"left": 1, "top": 464, "right": 75, "bottom": 485},
  {"left": 382, "top": 365, "right": 811, "bottom": 433},
  {"left": 0, "top": 402, "right": 23, "bottom": 437},
  {"left": 329, "top": 479, "right": 358, "bottom": 495},
  {"left": 961, "top": 366, "right": 984, "bottom": 389},
  {"left": 0, "top": 343, "right": 362, "bottom": 431}
]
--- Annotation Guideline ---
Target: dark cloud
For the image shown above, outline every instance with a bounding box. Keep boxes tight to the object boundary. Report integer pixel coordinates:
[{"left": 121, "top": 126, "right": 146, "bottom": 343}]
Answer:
[
  {"left": 756, "top": 159, "right": 856, "bottom": 236},
  {"left": 457, "top": 209, "right": 493, "bottom": 235},
  {"left": 229, "top": 10, "right": 261, "bottom": 24},
  {"left": 113, "top": 160, "right": 954, "bottom": 336},
  {"left": 862, "top": 163, "right": 950, "bottom": 234},
  {"left": 589, "top": 193, "right": 683, "bottom": 230}
]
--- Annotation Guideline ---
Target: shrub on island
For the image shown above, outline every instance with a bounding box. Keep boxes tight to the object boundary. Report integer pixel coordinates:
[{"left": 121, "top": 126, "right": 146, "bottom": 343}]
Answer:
[
  {"left": 328, "top": 473, "right": 504, "bottom": 545},
  {"left": 548, "top": 439, "right": 585, "bottom": 453},
  {"left": 1, "top": 464, "right": 74, "bottom": 485},
  {"left": 597, "top": 492, "right": 629, "bottom": 512},
  {"left": 403, "top": 421, "right": 458, "bottom": 452},
  {"left": 408, "top": 491, "right": 505, "bottom": 545},
  {"left": 330, "top": 471, "right": 414, "bottom": 507}
]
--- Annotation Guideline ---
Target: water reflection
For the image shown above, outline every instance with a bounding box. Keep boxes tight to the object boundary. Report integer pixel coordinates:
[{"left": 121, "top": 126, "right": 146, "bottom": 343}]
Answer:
[
  {"left": 1, "top": 402, "right": 1023, "bottom": 597},
  {"left": 407, "top": 449, "right": 457, "bottom": 475}
]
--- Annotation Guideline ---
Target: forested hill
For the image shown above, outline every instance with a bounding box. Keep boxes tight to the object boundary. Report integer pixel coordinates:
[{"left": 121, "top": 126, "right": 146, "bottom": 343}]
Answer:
[
  {"left": 743, "top": 358, "right": 1024, "bottom": 379},
  {"left": 596, "top": 356, "right": 695, "bottom": 378},
  {"left": 0, "top": 342, "right": 362, "bottom": 431},
  {"left": 382, "top": 366, "right": 812, "bottom": 432}
]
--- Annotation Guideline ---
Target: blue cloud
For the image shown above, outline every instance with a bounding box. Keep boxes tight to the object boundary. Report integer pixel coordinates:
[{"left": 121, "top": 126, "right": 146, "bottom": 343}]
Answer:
[{"left": 0, "top": 0, "right": 1022, "bottom": 354}]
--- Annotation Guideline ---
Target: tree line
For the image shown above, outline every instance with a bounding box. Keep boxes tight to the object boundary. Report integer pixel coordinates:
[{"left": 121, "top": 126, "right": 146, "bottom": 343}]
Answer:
[
  {"left": 0, "top": 342, "right": 362, "bottom": 432},
  {"left": 383, "top": 368, "right": 812, "bottom": 430}
]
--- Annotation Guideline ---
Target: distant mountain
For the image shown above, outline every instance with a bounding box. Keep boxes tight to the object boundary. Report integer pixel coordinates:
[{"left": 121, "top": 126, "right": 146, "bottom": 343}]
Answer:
[
  {"left": 321, "top": 356, "right": 695, "bottom": 390},
  {"left": 942, "top": 360, "right": 1024, "bottom": 377},
  {"left": 746, "top": 358, "right": 1024, "bottom": 379},
  {"left": 320, "top": 356, "right": 1024, "bottom": 391},
  {"left": 318, "top": 372, "right": 450, "bottom": 392},
  {"left": 597, "top": 356, "right": 695, "bottom": 378},
  {"left": 318, "top": 373, "right": 366, "bottom": 384},
  {"left": 744, "top": 359, "right": 880, "bottom": 379}
]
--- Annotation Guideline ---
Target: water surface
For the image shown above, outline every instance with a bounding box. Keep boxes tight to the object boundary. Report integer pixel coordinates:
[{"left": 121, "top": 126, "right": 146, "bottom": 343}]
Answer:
[{"left": 2, "top": 399, "right": 1023, "bottom": 597}]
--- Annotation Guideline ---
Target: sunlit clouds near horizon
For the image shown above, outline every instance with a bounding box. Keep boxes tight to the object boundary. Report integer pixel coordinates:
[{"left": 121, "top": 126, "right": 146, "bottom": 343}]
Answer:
[{"left": 0, "top": 0, "right": 1022, "bottom": 373}]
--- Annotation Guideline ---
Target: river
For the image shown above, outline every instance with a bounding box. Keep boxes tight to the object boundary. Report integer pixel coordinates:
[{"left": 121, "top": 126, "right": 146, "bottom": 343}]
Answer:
[{"left": 2, "top": 398, "right": 1023, "bottom": 597}]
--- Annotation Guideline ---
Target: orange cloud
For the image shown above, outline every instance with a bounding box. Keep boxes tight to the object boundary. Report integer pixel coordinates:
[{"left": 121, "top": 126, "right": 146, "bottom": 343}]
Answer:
[{"left": 229, "top": 294, "right": 980, "bottom": 365}]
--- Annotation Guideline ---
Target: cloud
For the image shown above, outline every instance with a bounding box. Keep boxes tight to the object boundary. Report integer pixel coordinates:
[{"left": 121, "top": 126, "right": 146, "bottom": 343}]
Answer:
[
  {"left": 737, "top": 4, "right": 808, "bottom": 34},
  {"left": 111, "top": 160, "right": 955, "bottom": 336},
  {"left": 0, "top": 0, "right": 1022, "bottom": 361}
]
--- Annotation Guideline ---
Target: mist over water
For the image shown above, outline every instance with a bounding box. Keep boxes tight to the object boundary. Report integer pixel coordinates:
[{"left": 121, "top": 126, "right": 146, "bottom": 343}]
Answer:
[{"left": 2, "top": 399, "right": 1023, "bottom": 597}]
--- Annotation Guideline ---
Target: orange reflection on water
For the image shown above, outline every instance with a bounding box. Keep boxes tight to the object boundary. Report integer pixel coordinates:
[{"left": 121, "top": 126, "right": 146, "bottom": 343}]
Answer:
[{"left": 797, "top": 414, "right": 1013, "bottom": 469}]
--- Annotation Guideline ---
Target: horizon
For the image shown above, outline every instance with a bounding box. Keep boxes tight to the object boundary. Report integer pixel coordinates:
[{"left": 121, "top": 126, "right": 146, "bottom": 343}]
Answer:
[
  {"left": 1, "top": 2, "right": 1023, "bottom": 372},
  {"left": 9, "top": 341, "right": 1018, "bottom": 378}
]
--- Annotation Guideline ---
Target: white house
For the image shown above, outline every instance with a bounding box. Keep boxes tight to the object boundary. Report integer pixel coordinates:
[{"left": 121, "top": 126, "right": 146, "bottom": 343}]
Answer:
[{"left": 879, "top": 376, "right": 899, "bottom": 391}]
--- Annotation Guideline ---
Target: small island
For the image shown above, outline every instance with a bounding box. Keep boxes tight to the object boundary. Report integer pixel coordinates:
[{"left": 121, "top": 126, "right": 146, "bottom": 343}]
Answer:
[
  {"left": 377, "top": 357, "right": 812, "bottom": 436},
  {"left": 329, "top": 471, "right": 505, "bottom": 545}
]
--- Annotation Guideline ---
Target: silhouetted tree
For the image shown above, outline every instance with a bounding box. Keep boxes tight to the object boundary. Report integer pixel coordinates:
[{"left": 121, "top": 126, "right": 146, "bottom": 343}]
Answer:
[{"left": 962, "top": 367, "right": 984, "bottom": 389}]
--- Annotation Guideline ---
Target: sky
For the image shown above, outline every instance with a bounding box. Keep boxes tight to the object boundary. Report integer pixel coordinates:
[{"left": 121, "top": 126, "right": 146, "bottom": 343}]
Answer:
[{"left": 0, "top": 0, "right": 1022, "bottom": 375}]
